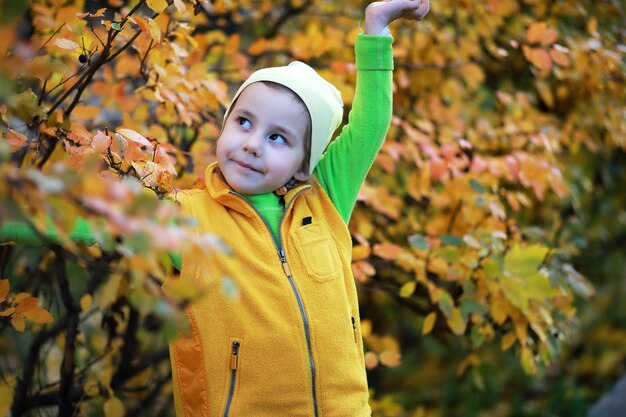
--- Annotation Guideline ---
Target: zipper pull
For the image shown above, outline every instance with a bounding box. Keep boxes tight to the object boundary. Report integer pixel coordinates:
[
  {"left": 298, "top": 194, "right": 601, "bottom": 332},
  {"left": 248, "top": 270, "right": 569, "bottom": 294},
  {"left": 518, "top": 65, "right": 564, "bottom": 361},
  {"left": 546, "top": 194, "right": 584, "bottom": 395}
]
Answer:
[
  {"left": 230, "top": 341, "right": 240, "bottom": 370},
  {"left": 352, "top": 316, "right": 358, "bottom": 343},
  {"left": 278, "top": 250, "right": 291, "bottom": 277}
]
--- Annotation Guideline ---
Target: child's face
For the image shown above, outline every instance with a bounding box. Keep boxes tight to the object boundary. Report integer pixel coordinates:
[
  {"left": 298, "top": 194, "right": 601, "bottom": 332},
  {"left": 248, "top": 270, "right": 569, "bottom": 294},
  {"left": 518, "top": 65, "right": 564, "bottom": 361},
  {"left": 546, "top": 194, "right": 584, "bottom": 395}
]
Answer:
[{"left": 216, "top": 82, "right": 309, "bottom": 195}]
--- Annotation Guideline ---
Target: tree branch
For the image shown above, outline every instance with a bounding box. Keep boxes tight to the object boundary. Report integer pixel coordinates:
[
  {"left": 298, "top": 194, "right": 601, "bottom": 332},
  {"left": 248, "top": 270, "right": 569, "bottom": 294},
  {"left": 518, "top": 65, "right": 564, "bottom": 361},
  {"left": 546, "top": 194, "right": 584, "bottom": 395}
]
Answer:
[{"left": 54, "top": 246, "right": 80, "bottom": 417}]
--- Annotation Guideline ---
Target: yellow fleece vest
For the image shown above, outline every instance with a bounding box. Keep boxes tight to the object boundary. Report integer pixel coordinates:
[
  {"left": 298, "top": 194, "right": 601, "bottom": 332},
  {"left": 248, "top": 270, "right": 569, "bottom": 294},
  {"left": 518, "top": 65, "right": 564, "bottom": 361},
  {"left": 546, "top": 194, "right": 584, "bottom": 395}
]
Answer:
[{"left": 169, "top": 163, "right": 370, "bottom": 417}]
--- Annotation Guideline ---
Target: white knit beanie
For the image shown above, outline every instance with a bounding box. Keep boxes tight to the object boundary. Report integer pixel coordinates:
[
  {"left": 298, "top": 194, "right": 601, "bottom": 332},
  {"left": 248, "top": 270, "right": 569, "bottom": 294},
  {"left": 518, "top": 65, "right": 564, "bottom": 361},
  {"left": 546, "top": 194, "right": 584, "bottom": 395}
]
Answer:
[{"left": 223, "top": 62, "right": 344, "bottom": 176}]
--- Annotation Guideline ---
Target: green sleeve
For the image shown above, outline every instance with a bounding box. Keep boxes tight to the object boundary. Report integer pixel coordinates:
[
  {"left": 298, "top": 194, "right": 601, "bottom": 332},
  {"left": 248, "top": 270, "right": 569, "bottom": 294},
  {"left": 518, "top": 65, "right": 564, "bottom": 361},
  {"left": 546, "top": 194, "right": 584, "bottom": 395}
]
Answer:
[
  {"left": 314, "top": 34, "right": 394, "bottom": 224},
  {"left": 0, "top": 218, "right": 96, "bottom": 246},
  {"left": 0, "top": 219, "right": 182, "bottom": 271}
]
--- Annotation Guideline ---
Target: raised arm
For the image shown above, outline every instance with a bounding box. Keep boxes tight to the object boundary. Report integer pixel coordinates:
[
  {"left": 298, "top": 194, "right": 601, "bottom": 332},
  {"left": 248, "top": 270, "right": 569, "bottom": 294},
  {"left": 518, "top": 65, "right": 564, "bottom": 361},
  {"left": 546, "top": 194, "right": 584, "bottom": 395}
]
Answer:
[{"left": 314, "top": 0, "right": 430, "bottom": 223}]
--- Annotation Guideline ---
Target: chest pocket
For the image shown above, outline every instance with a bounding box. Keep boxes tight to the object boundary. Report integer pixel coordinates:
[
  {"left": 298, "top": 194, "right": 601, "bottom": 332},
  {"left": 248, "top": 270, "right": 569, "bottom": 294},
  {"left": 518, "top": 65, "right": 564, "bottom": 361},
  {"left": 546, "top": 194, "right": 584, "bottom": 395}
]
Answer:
[{"left": 291, "top": 223, "right": 343, "bottom": 282}]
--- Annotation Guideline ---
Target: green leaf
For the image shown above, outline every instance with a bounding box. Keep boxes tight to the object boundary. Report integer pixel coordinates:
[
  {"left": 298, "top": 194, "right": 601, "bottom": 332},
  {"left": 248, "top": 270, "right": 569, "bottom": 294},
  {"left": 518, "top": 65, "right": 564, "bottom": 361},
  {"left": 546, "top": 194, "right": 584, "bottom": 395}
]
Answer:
[
  {"left": 409, "top": 234, "right": 430, "bottom": 250},
  {"left": 111, "top": 22, "right": 122, "bottom": 31},
  {"left": 504, "top": 244, "right": 549, "bottom": 276},
  {"left": 470, "top": 179, "right": 485, "bottom": 193},
  {"left": 440, "top": 234, "right": 463, "bottom": 246},
  {"left": 437, "top": 290, "right": 454, "bottom": 318},
  {"left": 439, "top": 247, "right": 460, "bottom": 263},
  {"left": 7, "top": 89, "right": 45, "bottom": 122}
]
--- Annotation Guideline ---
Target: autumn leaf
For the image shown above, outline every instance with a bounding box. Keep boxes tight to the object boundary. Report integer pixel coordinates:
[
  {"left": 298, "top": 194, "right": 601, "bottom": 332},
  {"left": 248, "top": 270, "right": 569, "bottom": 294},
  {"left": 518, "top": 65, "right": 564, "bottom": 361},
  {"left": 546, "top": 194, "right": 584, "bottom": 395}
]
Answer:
[
  {"left": 0, "top": 384, "right": 13, "bottom": 417},
  {"left": 422, "top": 312, "right": 437, "bottom": 335},
  {"left": 146, "top": 0, "right": 168, "bottom": 14},
  {"left": 399, "top": 281, "right": 416, "bottom": 298},
  {"left": 103, "top": 395, "right": 125, "bottom": 417},
  {"left": 15, "top": 296, "right": 38, "bottom": 314},
  {"left": 11, "top": 315, "right": 25, "bottom": 332},
  {"left": 0, "top": 279, "right": 8, "bottom": 303},
  {"left": 22, "top": 306, "right": 54, "bottom": 324},
  {"left": 373, "top": 242, "right": 403, "bottom": 260}
]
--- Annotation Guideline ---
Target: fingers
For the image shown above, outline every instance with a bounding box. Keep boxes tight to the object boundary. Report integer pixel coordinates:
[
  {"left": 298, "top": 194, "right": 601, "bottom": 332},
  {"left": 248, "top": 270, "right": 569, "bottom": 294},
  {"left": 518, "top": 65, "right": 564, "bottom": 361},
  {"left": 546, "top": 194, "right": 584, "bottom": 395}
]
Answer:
[{"left": 403, "top": 0, "right": 430, "bottom": 21}]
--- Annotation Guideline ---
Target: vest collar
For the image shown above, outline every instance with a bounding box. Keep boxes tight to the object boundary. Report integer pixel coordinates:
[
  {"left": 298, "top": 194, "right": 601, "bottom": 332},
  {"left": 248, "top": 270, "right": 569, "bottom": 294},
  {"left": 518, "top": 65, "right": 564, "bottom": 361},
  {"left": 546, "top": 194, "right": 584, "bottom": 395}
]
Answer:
[{"left": 204, "top": 162, "right": 312, "bottom": 215}]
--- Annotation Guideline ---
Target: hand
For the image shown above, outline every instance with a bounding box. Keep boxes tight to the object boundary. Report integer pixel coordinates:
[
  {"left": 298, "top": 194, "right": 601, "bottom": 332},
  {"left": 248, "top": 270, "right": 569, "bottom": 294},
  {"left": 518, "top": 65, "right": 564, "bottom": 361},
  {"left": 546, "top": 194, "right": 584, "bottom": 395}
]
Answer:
[{"left": 364, "top": 0, "right": 430, "bottom": 35}]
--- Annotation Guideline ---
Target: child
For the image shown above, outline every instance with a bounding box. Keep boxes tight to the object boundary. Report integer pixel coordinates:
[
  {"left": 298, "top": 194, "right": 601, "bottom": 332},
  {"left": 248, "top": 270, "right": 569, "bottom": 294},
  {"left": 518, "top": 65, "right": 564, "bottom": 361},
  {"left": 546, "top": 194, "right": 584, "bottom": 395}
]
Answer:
[
  {"left": 168, "top": 1, "right": 429, "bottom": 416},
  {"left": 1, "top": 1, "right": 430, "bottom": 415}
]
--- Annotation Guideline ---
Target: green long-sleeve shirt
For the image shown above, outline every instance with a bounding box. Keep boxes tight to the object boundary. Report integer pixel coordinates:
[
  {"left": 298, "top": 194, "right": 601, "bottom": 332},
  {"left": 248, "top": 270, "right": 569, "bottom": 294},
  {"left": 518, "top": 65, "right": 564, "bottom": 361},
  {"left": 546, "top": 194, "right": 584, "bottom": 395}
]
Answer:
[{"left": 0, "top": 34, "right": 393, "bottom": 270}]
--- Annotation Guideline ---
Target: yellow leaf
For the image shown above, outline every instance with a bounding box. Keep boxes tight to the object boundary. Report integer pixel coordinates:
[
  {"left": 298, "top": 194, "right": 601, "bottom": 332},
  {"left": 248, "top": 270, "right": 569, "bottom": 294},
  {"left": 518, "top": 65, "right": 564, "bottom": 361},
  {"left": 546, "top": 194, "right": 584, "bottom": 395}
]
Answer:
[
  {"left": 446, "top": 307, "right": 467, "bottom": 335},
  {"left": 535, "top": 80, "right": 554, "bottom": 108},
  {"left": 352, "top": 245, "right": 370, "bottom": 261},
  {"left": 427, "top": 256, "right": 448, "bottom": 276},
  {"left": 0, "top": 384, "right": 13, "bottom": 417},
  {"left": 501, "top": 331, "right": 517, "bottom": 351},
  {"left": 399, "top": 281, "right": 416, "bottom": 298},
  {"left": 491, "top": 298, "right": 508, "bottom": 324},
  {"left": 422, "top": 312, "right": 437, "bottom": 335},
  {"left": 460, "top": 63, "right": 485, "bottom": 90},
  {"left": 379, "top": 349, "right": 402, "bottom": 367},
  {"left": 0, "top": 279, "right": 9, "bottom": 303},
  {"left": 103, "top": 396, "right": 125, "bottom": 417},
  {"left": 98, "top": 274, "right": 123, "bottom": 309},
  {"left": 146, "top": 0, "right": 168, "bottom": 14},
  {"left": 84, "top": 377, "right": 100, "bottom": 397},
  {"left": 521, "top": 347, "right": 538, "bottom": 374},
  {"left": 80, "top": 294, "right": 93, "bottom": 311},
  {"left": 22, "top": 306, "right": 54, "bottom": 324},
  {"left": 148, "top": 18, "right": 161, "bottom": 44},
  {"left": 457, "top": 353, "right": 480, "bottom": 376},
  {"left": 11, "top": 315, "right": 25, "bottom": 333}
]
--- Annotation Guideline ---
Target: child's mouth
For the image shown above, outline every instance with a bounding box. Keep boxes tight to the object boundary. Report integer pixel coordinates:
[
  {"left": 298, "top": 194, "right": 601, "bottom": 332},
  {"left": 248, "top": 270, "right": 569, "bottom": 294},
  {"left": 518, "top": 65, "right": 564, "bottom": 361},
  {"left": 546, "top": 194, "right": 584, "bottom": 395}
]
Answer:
[{"left": 236, "top": 160, "right": 262, "bottom": 173}]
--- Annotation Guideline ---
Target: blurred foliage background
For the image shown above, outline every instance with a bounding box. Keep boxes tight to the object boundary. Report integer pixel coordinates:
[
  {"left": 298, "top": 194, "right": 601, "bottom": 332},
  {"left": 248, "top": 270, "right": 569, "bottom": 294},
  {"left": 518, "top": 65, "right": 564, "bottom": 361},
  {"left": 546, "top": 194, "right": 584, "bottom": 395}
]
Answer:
[{"left": 0, "top": 0, "right": 624, "bottom": 416}]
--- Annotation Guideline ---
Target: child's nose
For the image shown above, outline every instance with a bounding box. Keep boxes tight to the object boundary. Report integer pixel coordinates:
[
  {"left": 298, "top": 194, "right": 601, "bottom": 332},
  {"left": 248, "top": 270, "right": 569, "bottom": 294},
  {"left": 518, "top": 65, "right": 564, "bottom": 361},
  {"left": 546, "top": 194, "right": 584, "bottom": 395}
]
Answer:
[{"left": 242, "top": 133, "right": 263, "bottom": 155}]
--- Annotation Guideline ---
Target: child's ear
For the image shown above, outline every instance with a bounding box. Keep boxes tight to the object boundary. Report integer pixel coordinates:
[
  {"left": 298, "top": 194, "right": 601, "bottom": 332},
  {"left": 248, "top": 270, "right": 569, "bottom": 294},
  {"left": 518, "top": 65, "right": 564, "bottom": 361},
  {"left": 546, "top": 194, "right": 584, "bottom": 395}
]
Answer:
[{"left": 293, "top": 169, "right": 309, "bottom": 182}]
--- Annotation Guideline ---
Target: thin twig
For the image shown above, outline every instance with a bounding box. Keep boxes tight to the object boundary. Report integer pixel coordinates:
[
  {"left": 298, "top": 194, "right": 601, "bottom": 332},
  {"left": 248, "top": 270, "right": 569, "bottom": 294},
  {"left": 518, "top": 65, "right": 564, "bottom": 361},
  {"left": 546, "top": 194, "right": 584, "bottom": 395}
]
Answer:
[{"left": 39, "top": 23, "right": 65, "bottom": 50}]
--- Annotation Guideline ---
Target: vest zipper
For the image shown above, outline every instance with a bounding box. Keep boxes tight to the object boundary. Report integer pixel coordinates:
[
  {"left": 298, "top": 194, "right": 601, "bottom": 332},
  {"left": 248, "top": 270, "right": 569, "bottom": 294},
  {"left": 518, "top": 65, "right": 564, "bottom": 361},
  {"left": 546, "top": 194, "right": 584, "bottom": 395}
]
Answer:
[
  {"left": 230, "top": 189, "right": 319, "bottom": 417},
  {"left": 224, "top": 340, "right": 240, "bottom": 417}
]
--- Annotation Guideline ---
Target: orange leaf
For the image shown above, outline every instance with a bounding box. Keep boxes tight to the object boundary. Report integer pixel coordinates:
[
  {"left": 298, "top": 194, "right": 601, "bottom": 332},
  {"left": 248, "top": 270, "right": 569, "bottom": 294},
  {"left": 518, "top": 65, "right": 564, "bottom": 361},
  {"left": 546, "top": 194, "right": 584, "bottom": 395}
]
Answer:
[
  {"left": 549, "top": 46, "right": 570, "bottom": 67},
  {"left": 373, "top": 243, "right": 403, "bottom": 260},
  {"left": 11, "top": 315, "right": 25, "bottom": 333},
  {"left": 541, "top": 28, "right": 558, "bottom": 46},
  {"left": 0, "top": 279, "right": 8, "bottom": 303},
  {"left": 525, "top": 21, "right": 547, "bottom": 44},
  {"left": 0, "top": 307, "right": 15, "bottom": 317},
  {"left": 22, "top": 306, "right": 54, "bottom": 324},
  {"left": 129, "top": 16, "right": 151, "bottom": 37},
  {"left": 15, "top": 297, "right": 38, "bottom": 314},
  {"left": 523, "top": 46, "right": 552, "bottom": 72},
  {"left": 248, "top": 38, "right": 269, "bottom": 56}
]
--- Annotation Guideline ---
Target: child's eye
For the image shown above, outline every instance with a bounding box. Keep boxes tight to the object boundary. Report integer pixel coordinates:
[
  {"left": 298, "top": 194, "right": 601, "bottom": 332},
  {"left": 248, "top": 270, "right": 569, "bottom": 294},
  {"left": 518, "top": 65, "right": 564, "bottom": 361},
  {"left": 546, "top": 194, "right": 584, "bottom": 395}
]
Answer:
[
  {"left": 269, "top": 133, "right": 287, "bottom": 145},
  {"left": 237, "top": 117, "right": 251, "bottom": 129}
]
